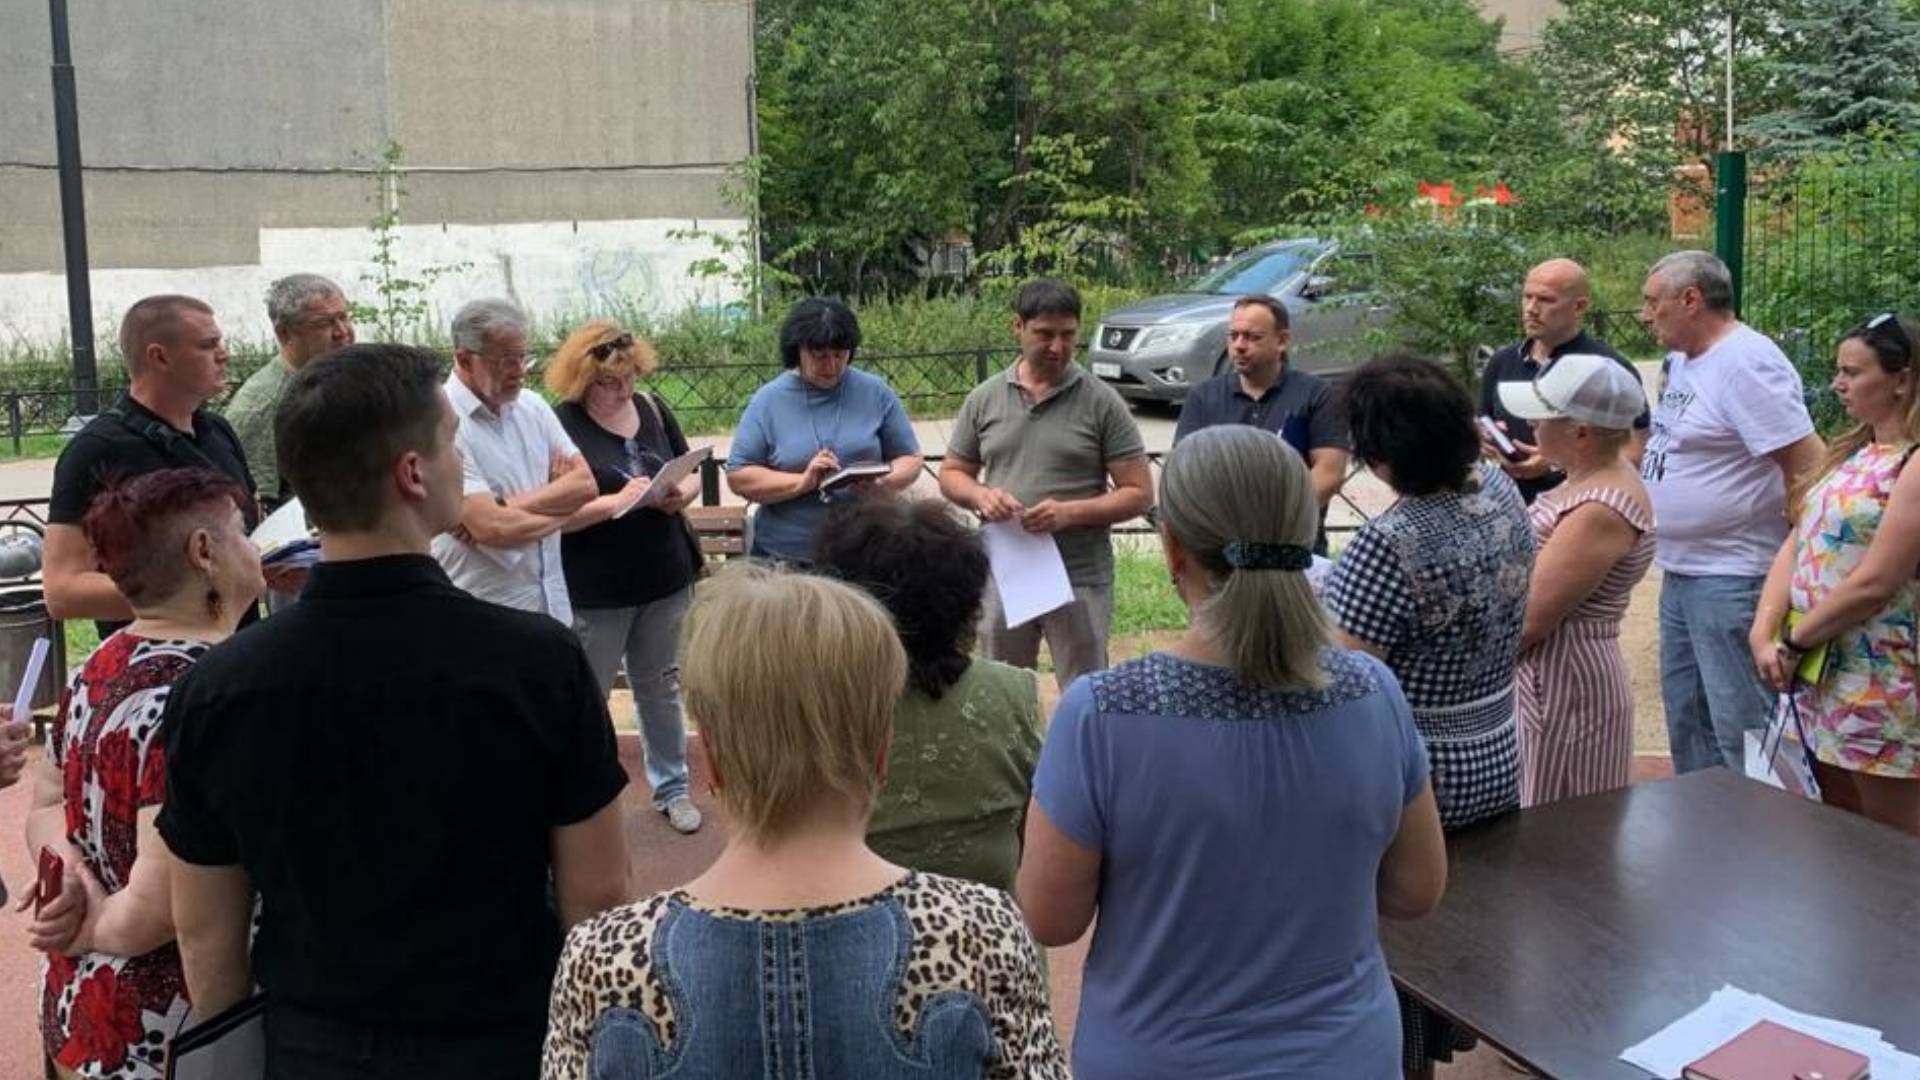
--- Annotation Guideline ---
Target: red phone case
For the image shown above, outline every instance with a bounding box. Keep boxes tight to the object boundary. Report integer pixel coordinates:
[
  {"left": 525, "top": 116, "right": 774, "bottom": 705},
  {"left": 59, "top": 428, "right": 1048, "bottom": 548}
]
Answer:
[{"left": 34, "top": 847, "right": 63, "bottom": 917}]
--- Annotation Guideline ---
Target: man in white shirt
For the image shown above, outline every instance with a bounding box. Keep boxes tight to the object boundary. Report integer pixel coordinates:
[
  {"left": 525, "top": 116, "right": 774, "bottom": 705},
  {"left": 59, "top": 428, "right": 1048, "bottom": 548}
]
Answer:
[
  {"left": 1640, "top": 251, "right": 1824, "bottom": 773},
  {"left": 431, "top": 298, "right": 596, "bottom": 624}
]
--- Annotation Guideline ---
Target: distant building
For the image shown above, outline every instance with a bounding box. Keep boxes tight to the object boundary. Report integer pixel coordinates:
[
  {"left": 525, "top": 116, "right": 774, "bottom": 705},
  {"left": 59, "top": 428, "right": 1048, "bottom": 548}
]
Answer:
[
  {"left": 1477, "top": 0, "right": 1561, "bottom": 53},
  {"left": 0, "top": 0, "right": 753, "bottom": 349}
]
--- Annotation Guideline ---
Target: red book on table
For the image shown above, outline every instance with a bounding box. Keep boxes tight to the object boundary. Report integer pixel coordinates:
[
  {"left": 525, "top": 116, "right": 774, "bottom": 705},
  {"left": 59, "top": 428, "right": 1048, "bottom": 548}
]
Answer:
[{"left": 1682, "top": 1019, "right": 1870, "bottom": 1080}]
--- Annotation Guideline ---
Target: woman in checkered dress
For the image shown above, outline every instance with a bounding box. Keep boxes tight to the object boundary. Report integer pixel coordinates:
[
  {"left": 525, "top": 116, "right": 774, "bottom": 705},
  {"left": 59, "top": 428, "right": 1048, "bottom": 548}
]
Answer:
[{"left": 1324, "top": 354, "right": 1536, "bottom": 1076}]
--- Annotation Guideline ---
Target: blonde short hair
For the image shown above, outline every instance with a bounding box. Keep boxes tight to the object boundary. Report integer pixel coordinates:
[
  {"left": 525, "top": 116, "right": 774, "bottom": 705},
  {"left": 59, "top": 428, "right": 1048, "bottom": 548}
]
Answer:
[
  {"left": 681, "top": 563, "right": 906, "bottom": 840},
  {"left": 543, "top": 319, "right": 660, "bottom": 402}
]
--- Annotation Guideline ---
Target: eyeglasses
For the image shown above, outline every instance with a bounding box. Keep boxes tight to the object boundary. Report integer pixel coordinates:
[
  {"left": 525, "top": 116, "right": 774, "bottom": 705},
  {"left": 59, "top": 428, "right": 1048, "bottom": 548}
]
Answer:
[
  {"left": 589, "top": 334, "right": 635, "bottom": 362},
  {"left": 295, "top": 312, "right": 353, "bottom": 332},
  {"left": 1858, "top": 312, "right": 1913, "bottom": 366}
]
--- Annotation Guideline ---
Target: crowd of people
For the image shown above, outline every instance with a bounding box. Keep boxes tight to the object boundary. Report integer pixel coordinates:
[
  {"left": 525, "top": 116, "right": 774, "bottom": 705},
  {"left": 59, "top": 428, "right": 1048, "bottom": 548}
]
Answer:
[{"left": 0, "top": 249, "right": 1913, "bottom": 1079}]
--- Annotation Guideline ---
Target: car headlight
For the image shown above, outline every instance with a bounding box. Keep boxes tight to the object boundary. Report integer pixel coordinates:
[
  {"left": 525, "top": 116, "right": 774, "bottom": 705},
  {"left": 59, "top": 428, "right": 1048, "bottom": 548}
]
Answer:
[{"left": 1134, "top": 321, "right": 1211, "bottom": 358}]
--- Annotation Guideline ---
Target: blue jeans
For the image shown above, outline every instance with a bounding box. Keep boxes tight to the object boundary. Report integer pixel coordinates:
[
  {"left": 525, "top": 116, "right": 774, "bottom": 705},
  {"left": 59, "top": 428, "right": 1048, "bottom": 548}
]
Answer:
[
  {"left": 1659, "top": 572, "right": 1774, "bottom": 773},
  {"left": 574, "top": 587, "right": 693, "bottom": 808}
]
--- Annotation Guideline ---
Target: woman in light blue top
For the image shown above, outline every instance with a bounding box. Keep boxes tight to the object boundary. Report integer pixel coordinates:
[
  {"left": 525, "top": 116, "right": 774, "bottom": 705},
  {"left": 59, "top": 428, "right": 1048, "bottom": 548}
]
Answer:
[
  {"left": 1018, "top": 425, "right": 1448, "bottom": 1079},
  {"left": 724, "top": 298, "right": 922, "bottom": 563}
]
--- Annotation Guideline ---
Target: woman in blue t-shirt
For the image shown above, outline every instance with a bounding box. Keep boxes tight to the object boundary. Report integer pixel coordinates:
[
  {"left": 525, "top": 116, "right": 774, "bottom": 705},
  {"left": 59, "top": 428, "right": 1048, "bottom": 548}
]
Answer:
[
  {"left": 724, "top": 298, "right": 923, "bottom": 563},
  {"left": 1018, "top": 425, "right": 1448, "bottom": 1079}
]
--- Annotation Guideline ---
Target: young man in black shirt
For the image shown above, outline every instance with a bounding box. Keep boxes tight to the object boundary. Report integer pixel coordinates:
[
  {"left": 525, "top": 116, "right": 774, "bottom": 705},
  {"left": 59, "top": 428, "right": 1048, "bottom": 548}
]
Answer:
[
  {"left": 157, "top": 344, "right": 632, "bottom": 1079},
  {"left": 1477, "top": 258, "right": 1650, "bottom": 502},
  {"left": 45, "top": 295, "right": 278, "bottom": 634}
]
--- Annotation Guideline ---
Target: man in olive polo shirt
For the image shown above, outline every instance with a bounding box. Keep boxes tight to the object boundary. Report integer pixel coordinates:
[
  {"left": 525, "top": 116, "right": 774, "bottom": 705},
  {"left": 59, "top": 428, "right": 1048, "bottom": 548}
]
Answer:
[{"left": 940, "top": 279, "right": 1153, "bottom": 691}]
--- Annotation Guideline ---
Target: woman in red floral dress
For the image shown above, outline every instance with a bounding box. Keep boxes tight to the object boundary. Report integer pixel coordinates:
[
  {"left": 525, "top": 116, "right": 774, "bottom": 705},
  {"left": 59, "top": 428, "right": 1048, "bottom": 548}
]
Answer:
[{"left": 23, "top": 469, "right": 264, "bottom": 1079}]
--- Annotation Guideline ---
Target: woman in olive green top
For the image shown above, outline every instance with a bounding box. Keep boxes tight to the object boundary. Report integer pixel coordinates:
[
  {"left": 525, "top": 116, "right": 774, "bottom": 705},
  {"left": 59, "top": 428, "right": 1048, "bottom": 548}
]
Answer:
[{"left": 816, "top": 496, "right": 1043, "bottom": 892}]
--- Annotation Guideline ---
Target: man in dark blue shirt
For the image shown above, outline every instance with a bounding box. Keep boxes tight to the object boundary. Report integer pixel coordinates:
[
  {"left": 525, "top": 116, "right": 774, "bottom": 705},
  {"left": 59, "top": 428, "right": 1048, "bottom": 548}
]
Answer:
[
  {"left": 1173, "top": 296, "right": 1350, "bottom": 508},
  {"left": 1477, "top": 258, "right": 1649, "bottom": 502}
]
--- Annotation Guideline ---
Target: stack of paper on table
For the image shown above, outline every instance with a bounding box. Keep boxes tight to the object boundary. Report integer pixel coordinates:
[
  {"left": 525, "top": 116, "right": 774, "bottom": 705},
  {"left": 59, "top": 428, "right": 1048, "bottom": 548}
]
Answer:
[{"left": 1620, "top": 985, "right": 1920, "bottom": 1079}]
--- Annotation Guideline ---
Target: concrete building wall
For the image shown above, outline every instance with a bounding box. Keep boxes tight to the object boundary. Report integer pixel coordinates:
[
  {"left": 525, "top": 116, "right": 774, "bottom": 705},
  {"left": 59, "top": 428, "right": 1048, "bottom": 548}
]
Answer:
[
  {"left": 0, "top": 0, "right": 752, "bottom": 348},
  {"left": 1476, "top": 0, "right": 1562, "bottom": 54}
]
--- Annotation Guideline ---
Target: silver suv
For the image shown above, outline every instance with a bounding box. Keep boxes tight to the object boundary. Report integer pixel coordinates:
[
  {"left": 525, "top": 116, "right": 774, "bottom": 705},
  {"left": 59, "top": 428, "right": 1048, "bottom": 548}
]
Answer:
[{"left": 1087, "top": 239, "right": 1390, "bottom": 404}]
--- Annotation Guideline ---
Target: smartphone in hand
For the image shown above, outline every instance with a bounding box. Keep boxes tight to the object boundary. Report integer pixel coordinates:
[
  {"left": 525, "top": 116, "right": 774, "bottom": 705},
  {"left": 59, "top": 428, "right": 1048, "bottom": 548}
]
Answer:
[
  {"left": 34, "top": 847, "right": 62, "bottom": 918},
  {"left": 1478, "top": 416, "right": 1528, "bottom": 463}
]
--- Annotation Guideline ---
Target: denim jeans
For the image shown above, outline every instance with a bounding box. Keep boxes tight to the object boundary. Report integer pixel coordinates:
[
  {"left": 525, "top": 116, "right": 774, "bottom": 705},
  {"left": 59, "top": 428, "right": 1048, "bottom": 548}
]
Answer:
[
  {"left": 978, "top": 583, "right": 1113, "bottom": 694},
  {"left": 574, "top": 587, "right": 693, "bottom": 808},
  {"left": 587, "top": 897, "right": 994, "bottom": 1079},
  {"left": 1659, "top": 572, "right": 1775, "bottom": 773}
]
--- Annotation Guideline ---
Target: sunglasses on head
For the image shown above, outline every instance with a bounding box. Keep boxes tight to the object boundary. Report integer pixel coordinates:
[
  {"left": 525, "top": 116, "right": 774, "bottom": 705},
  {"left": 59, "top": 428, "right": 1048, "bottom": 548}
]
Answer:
[
  {"left": 589, "top": 334, "right": 635, "bottom": 362},
  {"left": 1857, "top": 312, "right": 1914, "bottom": 366}
]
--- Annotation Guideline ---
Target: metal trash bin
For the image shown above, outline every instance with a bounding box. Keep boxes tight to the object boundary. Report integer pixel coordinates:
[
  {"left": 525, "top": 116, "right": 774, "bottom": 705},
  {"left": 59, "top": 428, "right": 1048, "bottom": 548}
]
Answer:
[{"left": 0, "top": 583, "right": 64, "bottom": 714}]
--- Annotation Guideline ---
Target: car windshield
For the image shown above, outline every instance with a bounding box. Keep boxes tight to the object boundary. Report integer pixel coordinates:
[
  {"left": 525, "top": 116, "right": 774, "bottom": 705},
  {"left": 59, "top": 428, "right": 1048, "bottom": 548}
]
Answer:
[{"left": 1189, "top": 243, "right": 1321, "bottom": 295}]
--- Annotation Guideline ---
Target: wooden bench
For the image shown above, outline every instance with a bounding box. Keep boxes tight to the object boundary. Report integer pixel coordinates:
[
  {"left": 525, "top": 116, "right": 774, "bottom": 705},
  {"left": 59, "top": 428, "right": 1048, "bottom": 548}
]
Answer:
[{"left": 686, "top": 506, "right": 747, "bottom": 560}]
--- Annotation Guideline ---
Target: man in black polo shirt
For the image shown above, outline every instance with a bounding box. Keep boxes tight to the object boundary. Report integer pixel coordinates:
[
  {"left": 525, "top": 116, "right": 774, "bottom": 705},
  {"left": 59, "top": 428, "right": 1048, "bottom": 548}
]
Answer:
[
  {"left": 158, "top": 344, "right": 632, "bottom": 1079},
  {"left": 1173, "top": 295, "right": 1349, "bottom": 548},
  {"left": 45, "top": 295, "right": 268, "bottom": 635},
  {"left": 1478, "top": 258, "right": 1650, "bottom": 502}
]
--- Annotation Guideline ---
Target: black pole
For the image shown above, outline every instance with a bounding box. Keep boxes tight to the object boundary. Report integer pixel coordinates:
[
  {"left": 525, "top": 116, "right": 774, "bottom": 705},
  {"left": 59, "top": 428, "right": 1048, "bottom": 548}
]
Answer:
[{"left": 49, "top": 0, "right": 99, "bottom": 418}]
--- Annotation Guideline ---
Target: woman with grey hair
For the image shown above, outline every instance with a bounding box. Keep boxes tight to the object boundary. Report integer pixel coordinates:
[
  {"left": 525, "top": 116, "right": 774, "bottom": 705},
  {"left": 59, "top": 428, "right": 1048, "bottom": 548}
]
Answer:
[{"left": 1018, "top": 424, "right": 1446, "bottom": 1078}]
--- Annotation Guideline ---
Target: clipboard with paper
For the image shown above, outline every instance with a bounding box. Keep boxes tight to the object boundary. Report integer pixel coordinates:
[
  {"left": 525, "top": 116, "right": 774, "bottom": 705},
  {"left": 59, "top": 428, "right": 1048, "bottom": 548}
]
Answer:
[{"left": 617, "top": 446, "right": 712, "bottom": 520}]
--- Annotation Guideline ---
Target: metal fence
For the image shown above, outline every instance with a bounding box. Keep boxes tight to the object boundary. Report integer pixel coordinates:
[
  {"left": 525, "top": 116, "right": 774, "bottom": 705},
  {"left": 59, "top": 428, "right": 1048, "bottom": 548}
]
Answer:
[{"left": 1741, "top": 155, "right": 1920, "bottom": 407}]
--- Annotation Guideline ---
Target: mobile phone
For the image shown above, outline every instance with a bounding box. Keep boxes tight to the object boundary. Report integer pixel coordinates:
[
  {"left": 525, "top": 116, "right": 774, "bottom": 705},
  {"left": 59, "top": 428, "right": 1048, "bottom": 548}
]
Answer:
[
  {"left": 1478, "top": 416, "right": 1527, "bottom": 462},
  {"left": 34, "top": 847, "right": 62, "bottom": 918}
]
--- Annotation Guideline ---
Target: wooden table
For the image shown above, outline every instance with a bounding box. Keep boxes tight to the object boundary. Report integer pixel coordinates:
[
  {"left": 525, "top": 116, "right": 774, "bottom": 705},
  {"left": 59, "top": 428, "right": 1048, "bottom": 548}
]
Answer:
[{"left": 1382, "top": 769, "right": 1920, "bottom": 1078}]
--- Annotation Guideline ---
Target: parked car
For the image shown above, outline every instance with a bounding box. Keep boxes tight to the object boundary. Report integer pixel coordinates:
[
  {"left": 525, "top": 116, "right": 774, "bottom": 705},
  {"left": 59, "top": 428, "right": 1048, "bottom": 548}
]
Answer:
[{"left": 1087, "top": 239, "right": 1390, "bottom": 405}]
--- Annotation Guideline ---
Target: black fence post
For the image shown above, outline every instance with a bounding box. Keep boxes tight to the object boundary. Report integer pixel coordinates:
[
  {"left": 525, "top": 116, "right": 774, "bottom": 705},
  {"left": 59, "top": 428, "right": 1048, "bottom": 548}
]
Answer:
[
  {"left": 700, "top": 456, "right": 721, "bottom": 507},
  {"left": 7, "top": 394, "right": 19, "bottom": 456},
  {"left": 974, "top": 348, "right": 989, "bottom": 384}
]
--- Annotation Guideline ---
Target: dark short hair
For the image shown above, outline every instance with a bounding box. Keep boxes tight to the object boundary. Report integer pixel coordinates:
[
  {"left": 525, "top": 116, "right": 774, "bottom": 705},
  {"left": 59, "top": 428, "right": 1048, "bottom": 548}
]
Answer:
[
  {"left": 83, "top": 468, "right": 246, "bottom": 607},
  {"left": 1013, "top": 278, "right": 1083, "bottom": 321},
  {"left": 1232, "top": 295, "right": 1291, "bottom": 331},
  {"left": 813, "top": 496, "right": 989, "bottom": 698},
  {"left": 1344, "top": 352, "right": 1479, "bottom": 496},
  {"left": 276, "top": 344, "right": 447, "bottom": 532},
  {"left": 778, "top": 297, "right": 862, "bottom": 370},
  {"left": 118, "top": 294, "right": 214, "bottom": 369}
]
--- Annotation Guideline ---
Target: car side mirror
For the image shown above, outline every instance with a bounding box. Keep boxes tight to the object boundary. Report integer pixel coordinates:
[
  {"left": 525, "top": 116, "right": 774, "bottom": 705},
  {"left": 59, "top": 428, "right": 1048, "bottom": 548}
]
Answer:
[{"left": 1302, "top": 274, "right": 1337, "bottom": 300}]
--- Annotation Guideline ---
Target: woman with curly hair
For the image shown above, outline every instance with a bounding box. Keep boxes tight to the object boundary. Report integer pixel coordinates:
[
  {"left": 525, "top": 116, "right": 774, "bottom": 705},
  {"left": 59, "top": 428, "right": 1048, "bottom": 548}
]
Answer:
[
  {"left": 545, "top": 320, "right": 704, "bottom": 833},
  {"left": 814, "top": 496, "right": 1042, "bottom": 892},
  {"left": 23, "top": 468, "right": 264, "bottom": 1079}
]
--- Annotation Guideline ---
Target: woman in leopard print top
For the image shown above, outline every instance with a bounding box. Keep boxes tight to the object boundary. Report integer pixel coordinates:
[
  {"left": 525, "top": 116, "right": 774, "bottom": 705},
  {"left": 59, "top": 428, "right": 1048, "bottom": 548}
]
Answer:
[{"left": 542, "top": 564, "right": 1066, "bottom": 1080}]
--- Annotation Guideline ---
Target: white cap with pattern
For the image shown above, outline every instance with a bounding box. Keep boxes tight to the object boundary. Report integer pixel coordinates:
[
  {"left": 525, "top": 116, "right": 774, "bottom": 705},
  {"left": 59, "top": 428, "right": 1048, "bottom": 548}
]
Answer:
[{"left": 1497, "top": 353, "right": 1645, "bottom": 430}]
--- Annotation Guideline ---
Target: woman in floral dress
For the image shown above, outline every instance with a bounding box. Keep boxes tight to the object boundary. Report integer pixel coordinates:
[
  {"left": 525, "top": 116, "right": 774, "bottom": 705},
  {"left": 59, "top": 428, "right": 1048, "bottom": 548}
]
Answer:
[
  {"left": 23, "top": 469, "right": 264, "bottom": 1078},
  {"left": 1752, "top": 313, "right": 1920, "bottom": 837}
]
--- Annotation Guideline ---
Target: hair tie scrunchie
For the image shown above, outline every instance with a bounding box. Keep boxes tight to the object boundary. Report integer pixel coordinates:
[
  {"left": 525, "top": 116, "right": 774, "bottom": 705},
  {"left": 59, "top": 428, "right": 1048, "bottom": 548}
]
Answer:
[{"left": 1221, "top": 541, "right": 1313, "bottom": 572}]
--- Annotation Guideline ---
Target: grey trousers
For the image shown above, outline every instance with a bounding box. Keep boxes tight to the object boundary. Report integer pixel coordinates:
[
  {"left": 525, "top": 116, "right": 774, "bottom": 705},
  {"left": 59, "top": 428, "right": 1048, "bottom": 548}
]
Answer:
[
  {"left": 979, "top": 582, "right": 1114, "bottom": 693},
  {"left": 573, "top": 586, "right": 694, "bottom": 808}
]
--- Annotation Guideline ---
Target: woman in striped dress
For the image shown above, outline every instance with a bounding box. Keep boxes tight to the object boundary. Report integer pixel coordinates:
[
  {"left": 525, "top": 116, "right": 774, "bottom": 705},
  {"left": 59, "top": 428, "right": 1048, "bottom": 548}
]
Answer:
[{"left": 1500, "top": 354, "right": 1656, "bottom": 807}]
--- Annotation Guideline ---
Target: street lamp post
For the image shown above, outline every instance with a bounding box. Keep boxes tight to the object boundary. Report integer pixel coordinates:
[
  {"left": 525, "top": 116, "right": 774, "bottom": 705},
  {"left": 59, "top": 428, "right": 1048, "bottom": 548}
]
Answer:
[{"left": 48, "top": 0, "right": 100, "bottom": 420}]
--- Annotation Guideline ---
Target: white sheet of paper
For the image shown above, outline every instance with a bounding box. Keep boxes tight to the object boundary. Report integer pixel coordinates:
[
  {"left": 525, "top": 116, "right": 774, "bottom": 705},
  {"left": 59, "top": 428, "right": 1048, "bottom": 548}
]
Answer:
[
  {"left": 251, "top": 496, "right": 310, "bottom": 550},
  {"left": 1619, "top": 985, "right": 1920, "bottom": 1080},
  {"left": 630, "top": 446, "right": 713, "bottom": 514},
  {"left": 981, "top": 520, "right": 1074, "bottom": 629},
  {"left": 10, "top": 636, "right": 49, "bottom": 722}
]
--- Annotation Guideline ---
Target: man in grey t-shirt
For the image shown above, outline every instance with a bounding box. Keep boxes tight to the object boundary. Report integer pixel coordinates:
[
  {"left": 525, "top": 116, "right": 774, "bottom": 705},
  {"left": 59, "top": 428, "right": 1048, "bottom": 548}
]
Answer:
[{"left": 941, "top": 279, "right": 1153, "bottom": 691}]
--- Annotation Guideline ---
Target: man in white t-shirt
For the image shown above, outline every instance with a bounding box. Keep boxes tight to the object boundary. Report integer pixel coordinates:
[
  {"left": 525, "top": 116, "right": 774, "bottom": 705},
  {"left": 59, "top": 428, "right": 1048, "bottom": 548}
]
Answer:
[
  {"left": 430, "top": 298, "right": 596, "bottom": 624},
  {"left": 1640, "top": 251, "right": 1824, "bottom": 773}
]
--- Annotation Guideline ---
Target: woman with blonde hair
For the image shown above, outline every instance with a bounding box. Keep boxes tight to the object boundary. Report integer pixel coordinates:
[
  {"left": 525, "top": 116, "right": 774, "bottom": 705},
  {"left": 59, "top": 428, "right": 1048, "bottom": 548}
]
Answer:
[
  {"left": 1018, "top": 425, "right": 1447, "bottom": 1078},
  {"left": 1751, "top": 312, "right": 1920, "bottom": 837},
  {"left": 542, "top": 563, "right": 1066, "bottom": 1080},
  {"left": 545, "top": 320, "right": 704, "bottom": 833}
]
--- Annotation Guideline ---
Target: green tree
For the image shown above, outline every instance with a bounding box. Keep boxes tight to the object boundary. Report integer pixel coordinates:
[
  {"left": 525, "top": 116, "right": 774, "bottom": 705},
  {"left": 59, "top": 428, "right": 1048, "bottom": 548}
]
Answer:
[
  {"left": 1540, "top": 0, "right": 1800, "bottom": 175},
  {"left": 1744, "top": 0, "right": 1920, "bottom": 153}
]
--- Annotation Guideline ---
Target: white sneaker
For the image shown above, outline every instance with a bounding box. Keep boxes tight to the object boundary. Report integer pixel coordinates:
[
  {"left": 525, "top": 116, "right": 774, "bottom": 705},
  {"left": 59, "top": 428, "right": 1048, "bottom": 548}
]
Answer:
[{"left": 662, "top": 795, "right": 703, "bottom": 834}]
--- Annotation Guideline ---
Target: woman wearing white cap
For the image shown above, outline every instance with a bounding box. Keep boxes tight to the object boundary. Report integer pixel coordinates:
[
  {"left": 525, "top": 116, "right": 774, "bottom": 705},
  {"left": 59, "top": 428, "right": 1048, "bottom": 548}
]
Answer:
[{"left": 1499, "top": 354, "right": 1656, "bottom": 806}]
